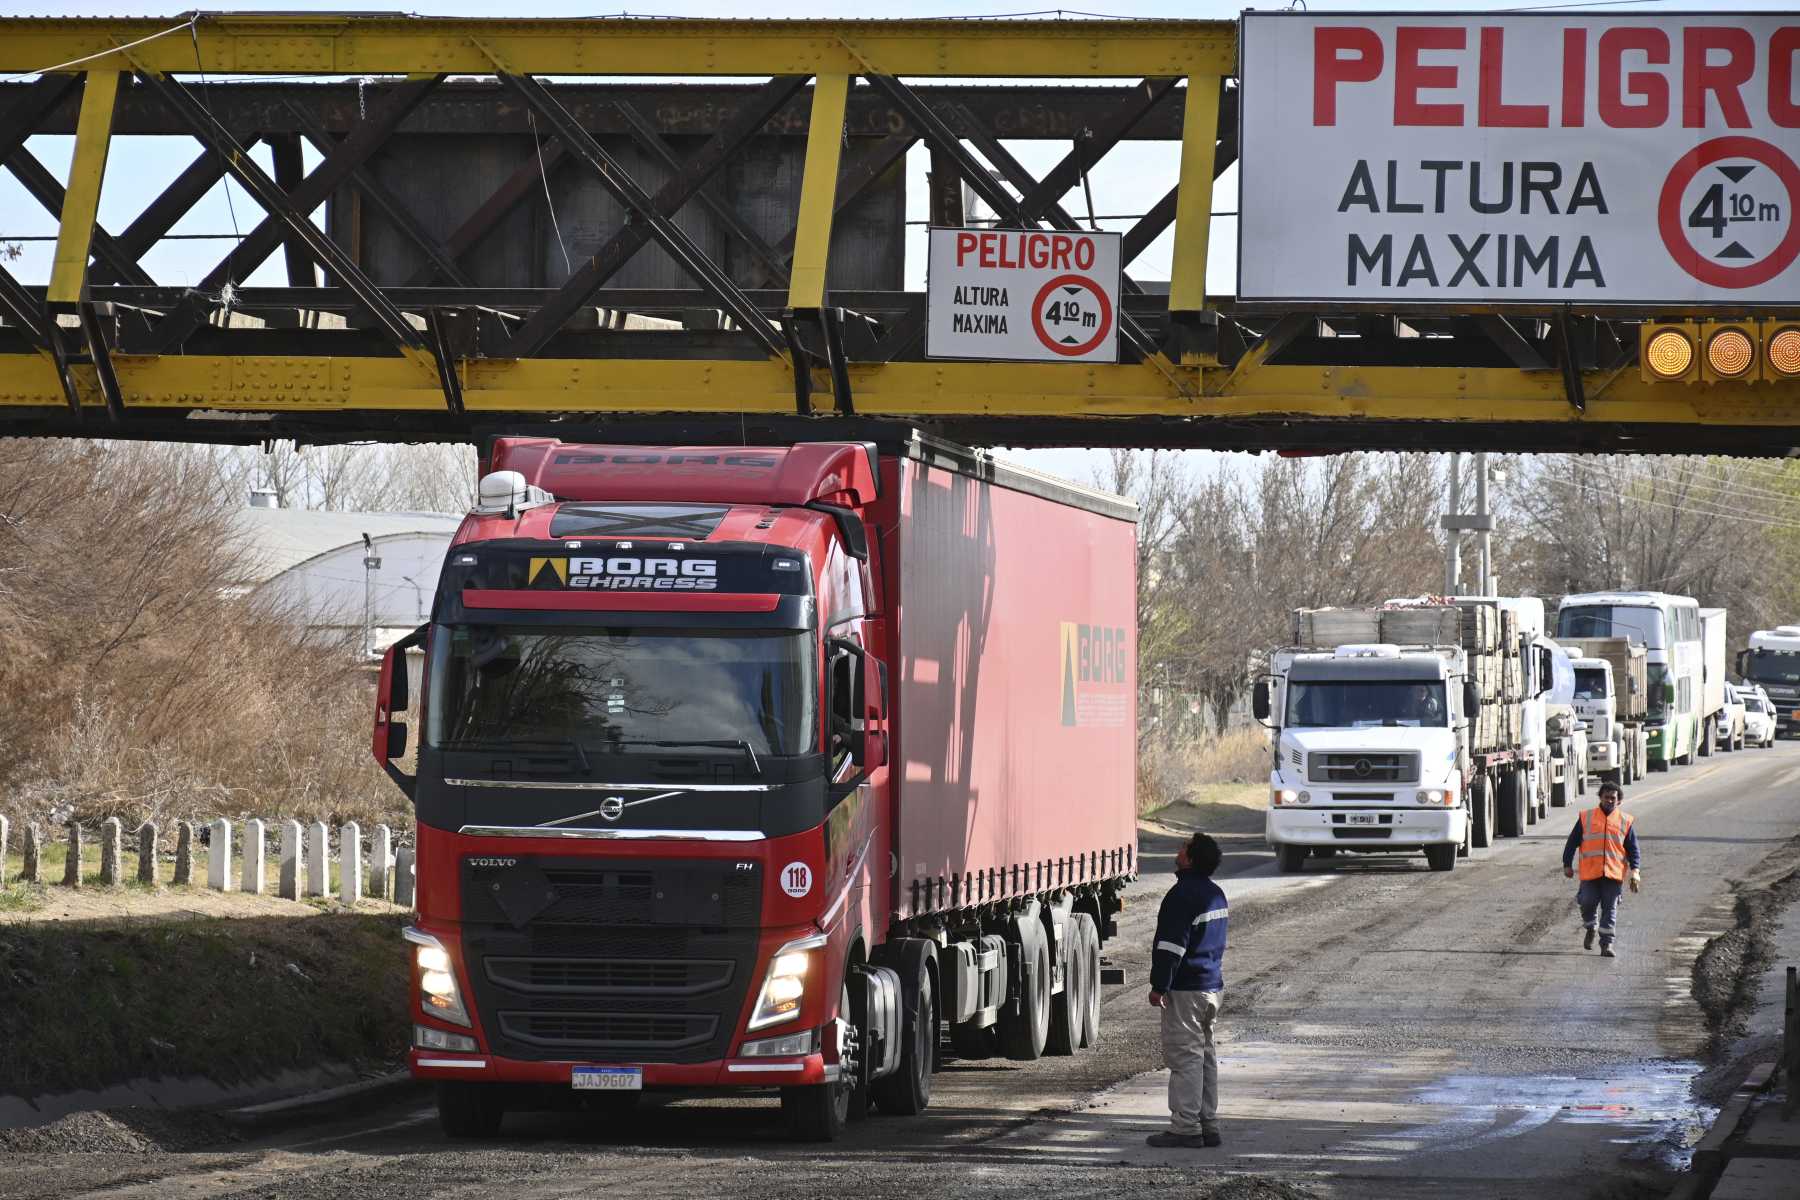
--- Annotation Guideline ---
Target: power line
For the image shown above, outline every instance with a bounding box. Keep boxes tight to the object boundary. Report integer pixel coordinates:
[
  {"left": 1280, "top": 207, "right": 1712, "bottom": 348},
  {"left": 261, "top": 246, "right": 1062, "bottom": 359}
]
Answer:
[{"left": 1537, "top": 474, "right": 1800, "bottom": 532}]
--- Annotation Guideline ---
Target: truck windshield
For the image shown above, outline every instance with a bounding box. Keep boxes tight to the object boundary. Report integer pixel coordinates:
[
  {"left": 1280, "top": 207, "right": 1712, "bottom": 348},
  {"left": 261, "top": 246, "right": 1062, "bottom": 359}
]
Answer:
[
  {"left": 1285, "top": 681, "right": 1447, "bottom": 728},
  {"left": 1743, "top": 649, "right": 1800, "bottom": 685},
  {"left": 426, "top": 625, "right": 817, "bottom": 757},
  {"left": 1558, "top": 605, "right": 1665, "bottom": 650},
  {"left": 1573, "top": 668, "right": 1608, "bottom": 700}
]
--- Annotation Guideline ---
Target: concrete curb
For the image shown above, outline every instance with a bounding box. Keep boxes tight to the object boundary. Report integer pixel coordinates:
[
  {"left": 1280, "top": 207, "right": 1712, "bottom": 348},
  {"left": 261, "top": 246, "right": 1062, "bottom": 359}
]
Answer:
[
  {"left": 221, "top": 1070, "right": 425, "bottom": 1133},
  {"left": 1669, "top": 1061, "right": 1777, "bottom": 1200}
]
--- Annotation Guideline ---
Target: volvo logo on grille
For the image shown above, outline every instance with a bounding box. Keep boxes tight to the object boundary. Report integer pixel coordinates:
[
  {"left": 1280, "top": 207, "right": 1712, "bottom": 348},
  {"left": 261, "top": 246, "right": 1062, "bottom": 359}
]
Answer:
[
  {"left": 1353, "top": 758, "right": 1374, "bottom": 778},
  {"left": 468, "top": 857, "right": 517, "bottom": 869},
  {"left": 599, "top": 796, "right": 626, "bottom": 821}
]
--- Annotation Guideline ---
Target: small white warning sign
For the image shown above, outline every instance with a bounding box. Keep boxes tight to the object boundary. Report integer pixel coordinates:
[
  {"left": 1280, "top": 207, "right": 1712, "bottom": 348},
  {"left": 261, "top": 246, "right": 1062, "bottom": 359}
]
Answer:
[{"left": 926, "top": 228, "right": 1121, "bottom": 363}]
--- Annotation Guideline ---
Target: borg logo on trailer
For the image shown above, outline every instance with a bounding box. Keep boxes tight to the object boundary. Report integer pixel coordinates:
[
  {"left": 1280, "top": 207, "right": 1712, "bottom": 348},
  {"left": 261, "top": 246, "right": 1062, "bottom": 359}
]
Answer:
[{"left": 926, "top": 228, "right": 1121, "bottom": 362}]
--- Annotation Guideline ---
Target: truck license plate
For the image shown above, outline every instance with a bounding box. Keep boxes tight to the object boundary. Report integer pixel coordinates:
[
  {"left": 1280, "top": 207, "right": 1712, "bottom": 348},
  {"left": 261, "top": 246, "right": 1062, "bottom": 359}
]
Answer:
[
  {"left": 572, "top": 1067, "right": 642, "bottom": 1092},
  {"left": 1346, "top": 813, "right": 1378, "bottom": 826}
]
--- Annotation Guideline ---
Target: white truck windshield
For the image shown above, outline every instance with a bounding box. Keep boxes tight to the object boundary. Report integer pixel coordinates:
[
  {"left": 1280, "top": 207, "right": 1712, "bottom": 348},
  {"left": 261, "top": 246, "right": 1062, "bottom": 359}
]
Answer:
[{"left": 1285, "top": 680, "right": 1448, "bottom": 728}]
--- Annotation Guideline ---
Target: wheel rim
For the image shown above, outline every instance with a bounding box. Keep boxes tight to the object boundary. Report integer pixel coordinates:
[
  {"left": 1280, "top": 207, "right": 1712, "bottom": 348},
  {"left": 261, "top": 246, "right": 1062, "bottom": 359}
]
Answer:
[{"left": 832, "top": 982, "right": 857, "bottom": 1123}]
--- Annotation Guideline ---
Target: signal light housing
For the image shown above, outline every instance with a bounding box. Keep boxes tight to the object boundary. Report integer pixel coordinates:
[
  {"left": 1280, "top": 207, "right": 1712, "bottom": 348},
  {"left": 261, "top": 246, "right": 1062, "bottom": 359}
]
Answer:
[
  {"left": 1768, "top": 324, "right": 1800, "bottom": 378},
  {"left": 1701, "top": 323, "right": 1758, "bottom": 383},
  {"left": 1640, "top": 322, "right": 1700, "bottom": 383}
]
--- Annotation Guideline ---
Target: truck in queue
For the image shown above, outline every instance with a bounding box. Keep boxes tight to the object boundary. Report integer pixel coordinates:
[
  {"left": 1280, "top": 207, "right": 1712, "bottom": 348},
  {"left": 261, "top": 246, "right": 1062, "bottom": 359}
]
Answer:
[
  {"left": 372, "top": 433, "right": 1138, "bottom": 1141},
  {"left": 1556, "top": 592, "right": 1704, "bottom": 771},
  {"left": 1254, "top": 600, "right": 1546, "bottom": 874},
  {"left": 1738, "top": 627, "right": 1800, "bottom": 737},
  {"left": 1562, "top": 637, "right": 1649, "bottom": 788}
]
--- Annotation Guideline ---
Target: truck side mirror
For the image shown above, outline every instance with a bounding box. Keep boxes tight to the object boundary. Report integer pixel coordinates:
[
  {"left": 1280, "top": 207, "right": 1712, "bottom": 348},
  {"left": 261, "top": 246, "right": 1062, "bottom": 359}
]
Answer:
[
  {"left": 862, "top": 730, "right": 887, "bottom": 771},
  {"left": 827, "top": 636, "right": 867, "bottom": 763},
  {"left": 373, "top": 624, "right": 428, "bottom": 797},
  {"left": 1464, "top": 680, "right": 1481, "bottom": 716},
  {"left": 1252, "top": 679, "right": 1272, "bottom": 723},
  {"left": 1735, "top": 649, "right": 1748, "bottom": 676},
  {"left": 1536, "top": 647, "right": 1554, "bottom": 697}
]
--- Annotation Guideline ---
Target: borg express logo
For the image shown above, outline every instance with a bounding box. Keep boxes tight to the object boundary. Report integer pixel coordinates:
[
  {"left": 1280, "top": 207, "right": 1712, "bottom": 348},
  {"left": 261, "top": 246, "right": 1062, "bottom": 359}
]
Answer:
[
  {"left": 528, "top": 555, "right": 720, "bottom": 591},
  {"left": 1060, "top": 621, "right": 1130, "bottom": 728}
]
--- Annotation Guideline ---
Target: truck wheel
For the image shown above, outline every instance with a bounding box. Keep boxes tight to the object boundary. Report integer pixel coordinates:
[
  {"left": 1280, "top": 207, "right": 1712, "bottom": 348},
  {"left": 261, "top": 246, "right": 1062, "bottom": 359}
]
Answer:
[
  {"left": 1074, "top": 913, "right": 1101, "bottom": 1050},
  {"left": 437, "top": 1082, "right": 504, "bottom": 1140},
  {"left": 871, "top": 942, "right": 936, "bottom": 1116},
  {"left": 1470, "top": 774, "right": 1495, "bottom": 850},
  {"left": 1697, "top": 718, "right": 1713, "bottom": 760},
  {"left": 998, "top": 921, "right": 1051, "bottom": 1061},
  {"left": 1424, "top": 843, "right": 1456, "bottom": 872},
  {"left": 783, "top": 980, "right": 858, "bottom": 1141},
  {"left": 1275, "top": 845, "right": 1307, "bottom": 873},
  {"left": 1498, "top": 769, "right": 1526, "bottom": 838},
  {"left": 1550, "top": 773, "right": 1569, "bottom": 808},
  {"left": 1044, "top": 923, "right": 1082, "bottom": 1057}
]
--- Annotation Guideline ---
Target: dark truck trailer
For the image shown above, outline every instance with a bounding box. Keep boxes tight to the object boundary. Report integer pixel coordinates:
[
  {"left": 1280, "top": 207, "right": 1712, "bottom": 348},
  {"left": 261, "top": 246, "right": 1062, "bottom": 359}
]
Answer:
[{"left": 373, "top": 432, "right": 1137, "bottom": 1141}]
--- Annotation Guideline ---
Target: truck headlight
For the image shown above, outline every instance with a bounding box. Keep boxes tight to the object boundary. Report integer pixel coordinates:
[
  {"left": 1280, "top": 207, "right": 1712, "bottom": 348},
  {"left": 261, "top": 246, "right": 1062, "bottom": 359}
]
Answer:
[
  {"left": 748, "top": 932, "right": 827, "bottom": 1031},
  {"left": 413, "top": 1024, "right": 479, "bottom": 1053},
  {"left": 1272, "top": 788, "right": 1310, "bottom": 806},
  {"left": 405, "top": 927, "right": 470, "bottom": 1028},
  {"left": 1414, "top": 788, "right": 1455, "bottom": 806}
]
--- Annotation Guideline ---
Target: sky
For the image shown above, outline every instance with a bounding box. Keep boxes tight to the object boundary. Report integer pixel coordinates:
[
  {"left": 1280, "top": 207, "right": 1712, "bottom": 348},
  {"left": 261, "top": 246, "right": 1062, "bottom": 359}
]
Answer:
[{"left": 0, "top": 0, "right": 1788, "bottom": 488}]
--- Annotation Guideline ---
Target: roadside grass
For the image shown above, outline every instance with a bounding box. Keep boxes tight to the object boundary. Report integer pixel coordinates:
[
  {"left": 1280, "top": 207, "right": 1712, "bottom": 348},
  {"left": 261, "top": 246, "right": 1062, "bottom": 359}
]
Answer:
[
  {"left": 0, "top": 912, "right": 411, "bottom": 1096},
  {"left": 1140, "top": 726, "right": 1273, "bottom": 820}
]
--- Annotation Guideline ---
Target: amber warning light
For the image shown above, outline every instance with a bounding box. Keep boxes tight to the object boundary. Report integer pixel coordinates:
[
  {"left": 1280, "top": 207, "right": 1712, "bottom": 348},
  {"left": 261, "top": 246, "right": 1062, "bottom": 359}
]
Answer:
[{"left": 1641, "top": 321, "right": 1800, "bottom": 384}]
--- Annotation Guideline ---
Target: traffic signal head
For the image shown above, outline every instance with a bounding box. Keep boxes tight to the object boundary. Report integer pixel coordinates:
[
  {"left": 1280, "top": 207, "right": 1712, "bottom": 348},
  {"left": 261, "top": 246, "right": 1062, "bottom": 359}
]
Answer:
[
  {"left": 1768, "top": 323, "right": 1800, "bottom": 379},
  {"left": 1640, "top": 322, "right": 1700, "bottom": 383},
  {"left": 1700, "top": 322, "right": 1758, "bottom": 383}
]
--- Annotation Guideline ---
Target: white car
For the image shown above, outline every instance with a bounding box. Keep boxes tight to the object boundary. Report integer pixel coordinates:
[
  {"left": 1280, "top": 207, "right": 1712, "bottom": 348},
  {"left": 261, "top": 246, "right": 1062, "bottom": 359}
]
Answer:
[
  {"left": 1741, "top": 686, "right": 1777, "bottom": 748},
  {"left": 1716, "top": 682, "right": 1748, "bottom": 752}
]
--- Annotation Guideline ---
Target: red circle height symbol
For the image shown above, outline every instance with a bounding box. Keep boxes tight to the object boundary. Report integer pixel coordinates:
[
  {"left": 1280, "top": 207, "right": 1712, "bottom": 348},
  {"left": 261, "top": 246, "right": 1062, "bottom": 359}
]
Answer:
[
  {"left": 1658, "top": 136, "right": 1800, "bottom": 289},
  {"left": 1030, "top": 273, "right": 1113, "bottom": 357}
]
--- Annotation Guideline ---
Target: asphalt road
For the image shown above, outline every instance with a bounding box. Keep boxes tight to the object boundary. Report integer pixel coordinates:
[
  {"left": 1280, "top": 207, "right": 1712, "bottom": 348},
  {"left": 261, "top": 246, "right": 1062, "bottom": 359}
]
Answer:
[{"left": 4, "top": 743, "right": 1797, "bottom": 1200}]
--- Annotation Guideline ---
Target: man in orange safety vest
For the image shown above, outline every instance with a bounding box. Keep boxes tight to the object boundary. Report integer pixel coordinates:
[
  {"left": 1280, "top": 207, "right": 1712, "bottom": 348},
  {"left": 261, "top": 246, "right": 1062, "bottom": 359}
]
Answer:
[{"left": 1561, "top": 779, "right": 1641, "bottom": 959}]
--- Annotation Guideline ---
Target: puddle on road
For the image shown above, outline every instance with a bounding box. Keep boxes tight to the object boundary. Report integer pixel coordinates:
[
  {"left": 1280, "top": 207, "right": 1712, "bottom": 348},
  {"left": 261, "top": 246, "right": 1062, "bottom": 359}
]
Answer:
[{"left": 1389, "top": 1060, "right": 1715, "bottom": 1171}]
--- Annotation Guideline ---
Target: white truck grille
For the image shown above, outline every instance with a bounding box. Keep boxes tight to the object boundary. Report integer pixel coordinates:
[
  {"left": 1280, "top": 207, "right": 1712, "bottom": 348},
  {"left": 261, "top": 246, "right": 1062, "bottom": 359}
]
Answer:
[{"left": 1308, "top": 752, "right": 1421, "bottom": 785}]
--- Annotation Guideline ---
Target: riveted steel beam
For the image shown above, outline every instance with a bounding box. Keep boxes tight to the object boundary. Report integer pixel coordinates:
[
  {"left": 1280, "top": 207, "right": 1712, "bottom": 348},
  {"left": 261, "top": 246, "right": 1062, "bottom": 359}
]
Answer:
[{"left": 47, "top": 70, "right": 121, "bottom": 303}]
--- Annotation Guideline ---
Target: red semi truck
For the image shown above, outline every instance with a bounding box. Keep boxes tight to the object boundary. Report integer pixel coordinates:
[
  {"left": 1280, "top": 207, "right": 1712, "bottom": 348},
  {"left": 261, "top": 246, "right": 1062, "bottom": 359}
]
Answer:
[{"left": 373, "top": 432, "right": 1138, "bottom": 1140}]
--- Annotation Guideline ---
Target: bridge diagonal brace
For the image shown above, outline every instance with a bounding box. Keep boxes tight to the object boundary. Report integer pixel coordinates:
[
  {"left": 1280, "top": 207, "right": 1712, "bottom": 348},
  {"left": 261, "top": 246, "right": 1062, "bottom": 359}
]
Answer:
[
  {"left": 5, "top": 148, "right": 154, "bottom": 288},
  {"left": 95, "top": 138, "right": 249, "bottom": 285},
  {"left": 75, "top": 301, "right": 125, "bottom": 423},
  {"left": 0, "top": 260, "right": 56, "bottom": 352},
  {"left": 425, "top": 308, "right": 468, "bottom": 418},
  {"left": 268, "top": 134, "right": 314, "bottom": 287},
  {"left": 1013, "top": 77, "right": 1180, "bottom": 231},
  {"left": 496, "top": 71, "right": 802, "bottom": 359},
  {"left": 284, "top": 100, "right": 474, "bottom": 289},
  {"left": 1552, "top": 308, "right": 1587, "bottom": 414},
  {"left": 864, "top": 74, "right": 1026, "bottom": 227},
  {"left": 133, "top": 69, "right": 430, "bottom": 352},
  {"left": 405, "top": 137, "right": 567, "bottom": 288},
  {"left": 756, "top": 130, "right": 916, "bottom": 289},
  {"left": 612, "top": 99, "right": 791, "bottom": 289},
  {"left": 781, "top": 314, "right": 814, "bottom": 416},
  {"left": 1474, "top": 315, "right": 1552, "bottom": 372}
]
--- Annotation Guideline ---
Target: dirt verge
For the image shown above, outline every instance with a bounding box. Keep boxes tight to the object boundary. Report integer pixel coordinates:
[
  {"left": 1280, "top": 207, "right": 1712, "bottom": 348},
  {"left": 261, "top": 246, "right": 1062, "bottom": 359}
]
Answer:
[
  {"left": 0, "top": 913, "right": 411, "bottom": 1100},
  {"left": 1689, "top": 832, "right": 1800, "bottom": 1100}
]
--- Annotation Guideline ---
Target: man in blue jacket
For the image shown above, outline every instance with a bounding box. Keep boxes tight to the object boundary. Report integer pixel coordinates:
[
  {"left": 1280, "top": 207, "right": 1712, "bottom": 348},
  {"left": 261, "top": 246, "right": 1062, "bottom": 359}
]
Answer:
[{"left": 1146, "top": 831, "right": 1228, "bottom": 1149}]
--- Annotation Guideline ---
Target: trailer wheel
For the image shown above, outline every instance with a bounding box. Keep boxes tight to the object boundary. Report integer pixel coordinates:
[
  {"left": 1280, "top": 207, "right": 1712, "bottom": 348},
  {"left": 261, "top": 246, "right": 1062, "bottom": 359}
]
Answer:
[
  {"left": 1275, "top": 845, "right": 1307, "bottom": 873},
  {"left": 1424, "top": 843, "right": 1456, "bottom": 872},
  {"left": 871, "top": 941, "right": 936, "bottom": 1116},
  {"left": 1470, "top": 774, "right": 1495, "bottom": 850},
  {"left": 998, "top": 920, "right": 1051, "bottom": 1061},
  {"left": 784, "top": 980, "right": 858, "bottom": 1141},
  {"left": 1525, "top": 769, "right": 1541, "bottom": 826},
  {"left": 1697, "top": 718, "right": 1712, "bottom": 760},
  {"left": 1074, "top": 913, "right": 1101, "bottom": 1050},
  {"left": 1045, "top": 923, "right": 1082, "bottom": 1057},
  {"left": 437, "top": 1082, "right": 504, "bottom": 1140},
  {"left": 1497, "top": 768, "right": 1526, "bottom": 838}
]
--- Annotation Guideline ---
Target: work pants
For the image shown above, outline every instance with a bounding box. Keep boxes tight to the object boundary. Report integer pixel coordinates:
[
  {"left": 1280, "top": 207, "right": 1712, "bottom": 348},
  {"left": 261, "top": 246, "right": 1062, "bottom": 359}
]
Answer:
[
  {"left": 1160, "top": 989, "right": 1220, "bottom": 1135},
  {"left": 1578, "top": 877, "right": 1624, "bottom": 946}
]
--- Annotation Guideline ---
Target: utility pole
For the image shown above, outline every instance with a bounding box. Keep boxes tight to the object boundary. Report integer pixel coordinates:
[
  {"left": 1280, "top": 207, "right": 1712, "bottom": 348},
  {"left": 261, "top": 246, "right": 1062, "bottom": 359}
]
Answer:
[{"left": 1439, "top": 452, "right": 1493, "bottom": 597}]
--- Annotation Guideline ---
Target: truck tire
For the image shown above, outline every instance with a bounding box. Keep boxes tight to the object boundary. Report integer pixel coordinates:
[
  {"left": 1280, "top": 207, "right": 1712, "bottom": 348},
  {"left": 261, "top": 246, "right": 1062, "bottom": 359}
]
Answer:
[
  {"left": 437, "top": 1082, "right": 504, "bottom": 1139},
  {"left": 871, "top": 941, "right": 936, "bottom": 1116},
  {"left": 784, "top": 980, "right": 858, "bottom": 1141},
  {"left": 1275, "top": 844, "right": 1307, "bottom": 873},
  {"left": 1468, "top": 773, "right": 1497, "bottom": 849},
  {"left": 949, "top": 1019, "right": 997, "bottom": 1061},
  {"left": 1074, "top": 913, "right": 1101, "bottom": 1050},
  {"left": 1045, "top": 922, "right": 1082, "bottom": 1057},
  {"left": 1697, "top": 718, "right": 1713, "bottom": 760},
  {"left": 1550, "top": 771, "right": 1569, "bottom": 808},
  {"left": 1498, "top": 768, "right": 1527, "bottom": 838},
  {"left": 1424, "top": 843, "right": 1456, "bottom": 872},
  {"left": 998, "top": 920, "right": 1051, "bottom": 1061}
]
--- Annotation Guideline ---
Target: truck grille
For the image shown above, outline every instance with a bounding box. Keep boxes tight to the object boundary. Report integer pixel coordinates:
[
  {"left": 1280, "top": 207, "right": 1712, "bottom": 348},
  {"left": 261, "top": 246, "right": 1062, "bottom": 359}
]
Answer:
[
  {"left": 1308, "top": 752, "right": 1420, "bottom": 784},
  {"left": 498, "top": 1010, "right": 718, "bottom": 1051},
  {"left": 458, "top": 856, "right": 762, "bottom": 1064}
]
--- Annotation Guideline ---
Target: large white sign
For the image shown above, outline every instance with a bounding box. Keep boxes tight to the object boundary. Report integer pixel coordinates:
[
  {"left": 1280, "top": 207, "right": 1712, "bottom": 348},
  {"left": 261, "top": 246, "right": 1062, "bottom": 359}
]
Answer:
[
  {"left": 1239, "top": 13, "right": 1800, "bottom": 304},
  {"left": 927, "top": 228, "right": 1121, "bottom": 362}
]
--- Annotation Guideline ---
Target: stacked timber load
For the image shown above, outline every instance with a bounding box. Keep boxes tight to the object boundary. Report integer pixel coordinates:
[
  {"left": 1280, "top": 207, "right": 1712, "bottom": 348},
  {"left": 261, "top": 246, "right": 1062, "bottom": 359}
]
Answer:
[
  {"left": 1562, "top": 636, "right": 1649, "bottom": 721},
  {"left": 1292, "top": 607, "right": 1382, "bottom": 647}
]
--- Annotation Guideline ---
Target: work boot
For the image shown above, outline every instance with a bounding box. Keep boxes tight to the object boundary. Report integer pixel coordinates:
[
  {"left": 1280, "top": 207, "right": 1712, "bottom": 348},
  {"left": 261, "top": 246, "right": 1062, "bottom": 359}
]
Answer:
[
  {"left": 1600, "top": 942, "right": 1617, "bottom": 958},
  {"left": 1583, "top": 928, "right": 1596, "bottom": 951},
  {"left": 1202, "top": 1128, "right": 1223, "bottom": 1147},
  {"left": 1146, "top": 1131, "right": 1208, "bottom": 1149}
]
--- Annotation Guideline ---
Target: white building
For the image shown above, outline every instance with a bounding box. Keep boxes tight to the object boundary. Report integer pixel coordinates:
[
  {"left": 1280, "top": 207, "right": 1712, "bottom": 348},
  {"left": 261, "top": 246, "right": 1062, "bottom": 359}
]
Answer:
[{"left": 229, "top": 500, "right": 463, "bottom": 658}]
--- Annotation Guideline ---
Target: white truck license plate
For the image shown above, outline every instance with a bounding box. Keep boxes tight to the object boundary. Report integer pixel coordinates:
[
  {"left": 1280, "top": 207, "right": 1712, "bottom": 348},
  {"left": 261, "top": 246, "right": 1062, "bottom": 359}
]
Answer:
[
  {"left": 572, "top": 1067, "right": 642, "bottom": 1091},
  {"left": 1346, "top": 813, "right": 1378, "bottom": 826}
]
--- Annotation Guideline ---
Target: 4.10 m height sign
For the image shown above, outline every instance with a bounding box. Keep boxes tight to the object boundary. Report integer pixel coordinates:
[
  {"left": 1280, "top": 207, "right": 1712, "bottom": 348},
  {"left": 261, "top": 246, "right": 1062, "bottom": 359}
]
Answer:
[
  {"left": 1239, "top": 12, "right": 1800, "bottom": 304},
  {"left": 927, "top": 228, "right": 1121, "bottom": 362}
]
